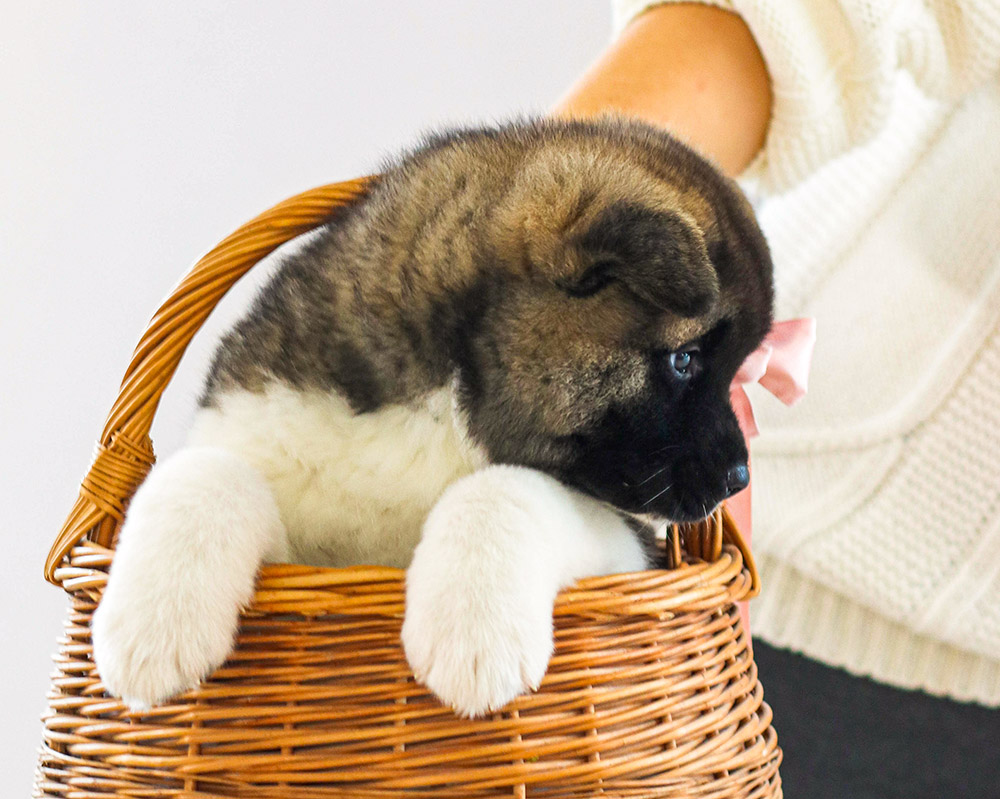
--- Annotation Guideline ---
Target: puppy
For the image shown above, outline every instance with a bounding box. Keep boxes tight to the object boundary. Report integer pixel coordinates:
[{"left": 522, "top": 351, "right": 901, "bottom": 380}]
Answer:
[{"left": 92, "top": 118, "right": 773, "bottom": 717}]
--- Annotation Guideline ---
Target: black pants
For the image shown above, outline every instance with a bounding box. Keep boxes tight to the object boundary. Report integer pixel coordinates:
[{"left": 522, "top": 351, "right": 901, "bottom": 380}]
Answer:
[{"left": 754, "top": 640, "right": 1000, "bottom": 799}]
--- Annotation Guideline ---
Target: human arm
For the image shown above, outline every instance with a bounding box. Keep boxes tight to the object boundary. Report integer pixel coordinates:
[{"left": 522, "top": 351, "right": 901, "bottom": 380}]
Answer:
[{"left": 553, "top": 3, "right": 772, "bottom": 177}]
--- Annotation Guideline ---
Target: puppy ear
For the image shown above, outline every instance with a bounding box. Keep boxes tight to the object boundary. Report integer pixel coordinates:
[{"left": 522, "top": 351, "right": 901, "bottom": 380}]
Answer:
[{"left": 578, "top": 202, "right": 719, "bottom": 316}]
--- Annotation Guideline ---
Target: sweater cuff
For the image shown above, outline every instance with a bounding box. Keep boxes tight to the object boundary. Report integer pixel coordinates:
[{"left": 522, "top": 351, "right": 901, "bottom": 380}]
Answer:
[{"left": 751, "top": 554, "right": 1000, "bottom": 707}]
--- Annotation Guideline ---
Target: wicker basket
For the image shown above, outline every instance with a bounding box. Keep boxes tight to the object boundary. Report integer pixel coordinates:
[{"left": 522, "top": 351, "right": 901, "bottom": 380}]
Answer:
[{"left": 36, "top": 179, "right": 782, "bottom": 798}]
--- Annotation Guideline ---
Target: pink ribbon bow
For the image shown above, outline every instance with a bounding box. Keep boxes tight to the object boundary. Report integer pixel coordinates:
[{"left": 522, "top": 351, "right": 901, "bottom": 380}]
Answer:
[{"left": 726, "top": 318, "right": 817, "bottom": 539}]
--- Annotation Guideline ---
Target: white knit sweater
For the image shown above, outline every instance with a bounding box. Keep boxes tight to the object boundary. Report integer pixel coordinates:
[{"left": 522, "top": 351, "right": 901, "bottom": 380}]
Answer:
[{"left": 613, "top": 0, "right": 1000, "bottom": 705}]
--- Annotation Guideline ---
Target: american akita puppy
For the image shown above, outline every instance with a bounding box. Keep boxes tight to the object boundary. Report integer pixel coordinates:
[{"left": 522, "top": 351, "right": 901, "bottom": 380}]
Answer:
[{"left": 92, "top": 118, "right": 774, "bottom": 717}]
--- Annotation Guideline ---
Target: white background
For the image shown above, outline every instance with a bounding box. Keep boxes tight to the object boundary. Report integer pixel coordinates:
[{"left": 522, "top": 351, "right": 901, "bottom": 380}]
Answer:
[{"left": 1, "top": 2, "right": 610, "bottom": 790}]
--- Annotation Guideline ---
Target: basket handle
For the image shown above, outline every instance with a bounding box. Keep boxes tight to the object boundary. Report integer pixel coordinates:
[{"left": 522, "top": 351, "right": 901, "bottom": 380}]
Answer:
[
  {"left": 44, "top": 179, "right": 373, "bottom": 584},
  {"left": 45, "top": 175, "right": 759, "bottom": 598}
]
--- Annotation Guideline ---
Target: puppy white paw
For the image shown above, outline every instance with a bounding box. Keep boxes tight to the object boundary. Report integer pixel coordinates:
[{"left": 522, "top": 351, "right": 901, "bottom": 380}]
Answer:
[
  {"left": 91, "top": 579, "right": 240, "bottom": 711},
  {"left": 402, "top": 558, "right": 554, "bottom": 717},
  {"left": 91, "top": 446, "right": 286, "bottom": 711},
  {"left": 402, "top": 467, "right": 566, "bottom": 717}
]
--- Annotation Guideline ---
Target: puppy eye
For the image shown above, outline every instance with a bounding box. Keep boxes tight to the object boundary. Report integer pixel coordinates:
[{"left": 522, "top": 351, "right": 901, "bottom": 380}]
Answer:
[
  {"left": 668, "top": 348, "right": 701, "bottom": 379},
  {"left": 560, "top": 260, "right": 616, "bottom": 298}
]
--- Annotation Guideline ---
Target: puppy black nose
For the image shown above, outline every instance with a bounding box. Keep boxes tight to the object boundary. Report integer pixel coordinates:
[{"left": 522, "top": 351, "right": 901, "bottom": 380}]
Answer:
[{"left": 724, "top": 464, "right": 750, "bottom": 497}]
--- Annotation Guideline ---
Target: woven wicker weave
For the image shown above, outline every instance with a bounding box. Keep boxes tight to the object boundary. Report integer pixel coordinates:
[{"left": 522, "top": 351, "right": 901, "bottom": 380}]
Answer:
[{"left": 36, "top": 179, "right": 782, "bottom": 798}]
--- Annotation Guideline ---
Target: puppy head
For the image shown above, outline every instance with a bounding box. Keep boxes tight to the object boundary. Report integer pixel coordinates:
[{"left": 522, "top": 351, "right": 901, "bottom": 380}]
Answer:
[{"left": 454, "top": 119, "right": 773, "bottom": 522}]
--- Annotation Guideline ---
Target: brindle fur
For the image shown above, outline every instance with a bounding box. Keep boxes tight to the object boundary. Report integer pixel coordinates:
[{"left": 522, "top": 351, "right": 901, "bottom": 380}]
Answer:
[{"left": 202, "top": 117, "right": 773, "bottom": 522}]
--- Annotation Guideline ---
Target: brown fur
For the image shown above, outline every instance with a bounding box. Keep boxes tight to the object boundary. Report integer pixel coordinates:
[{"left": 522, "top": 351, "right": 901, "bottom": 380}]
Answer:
[{"left": 203, "top": 116, "right": 774, "bottom": 520}]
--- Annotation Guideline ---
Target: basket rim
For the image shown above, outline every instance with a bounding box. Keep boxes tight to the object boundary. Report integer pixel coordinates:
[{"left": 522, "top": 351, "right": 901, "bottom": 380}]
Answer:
[{"left": 56, "top": 531, "right": 754, "bottom": 620}]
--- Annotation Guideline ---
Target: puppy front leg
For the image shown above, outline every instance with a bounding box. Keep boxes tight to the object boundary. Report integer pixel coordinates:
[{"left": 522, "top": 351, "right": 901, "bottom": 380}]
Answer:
[
  {"left": 402, "top": 465, "right": 648, "bottom": 717},
  {"left": 92, "top": 447, "right": 288, "bottom": 711}
]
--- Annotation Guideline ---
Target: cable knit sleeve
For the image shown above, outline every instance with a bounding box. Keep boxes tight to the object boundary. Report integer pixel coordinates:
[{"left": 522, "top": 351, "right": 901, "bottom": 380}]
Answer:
[{"left": 611, "top": 0, "right": 1000, "bottom": 192}]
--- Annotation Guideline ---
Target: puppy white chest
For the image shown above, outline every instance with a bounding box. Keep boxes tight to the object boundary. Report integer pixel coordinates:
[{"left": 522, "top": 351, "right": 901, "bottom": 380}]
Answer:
[{"left": 188, "top": 383, "right": 486, "bottom": 568}]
